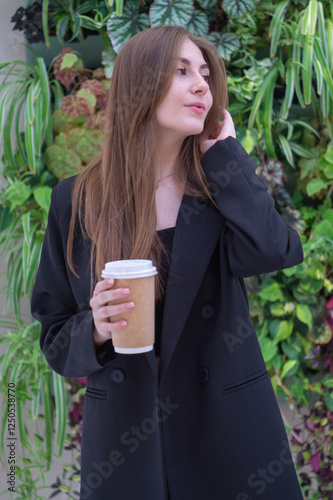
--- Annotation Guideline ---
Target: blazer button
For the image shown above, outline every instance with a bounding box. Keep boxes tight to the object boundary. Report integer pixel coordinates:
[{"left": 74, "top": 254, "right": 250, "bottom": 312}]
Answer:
[
  {"left": 111, "top": 369, "right": 125, "bottom": 383},
  {"left": 198, "top": 368, "right": 209, "bottom": 384},
  {"left": 200, "top": 304, "right": 215, "bottom": 320}
]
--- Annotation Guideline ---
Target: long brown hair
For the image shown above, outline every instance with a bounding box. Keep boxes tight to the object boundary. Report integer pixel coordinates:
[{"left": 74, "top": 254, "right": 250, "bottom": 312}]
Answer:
[{"left": 67, "top": 26, "right": 228, "bottom": 295}]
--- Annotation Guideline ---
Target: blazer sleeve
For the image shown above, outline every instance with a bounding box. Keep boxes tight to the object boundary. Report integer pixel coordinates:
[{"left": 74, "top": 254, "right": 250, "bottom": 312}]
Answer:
[
  {"left": 31, "top": 180, "right": 115, "bottom": 378},
  {"left": 201, "top": 136, "right": 304, "bottom": 277}
]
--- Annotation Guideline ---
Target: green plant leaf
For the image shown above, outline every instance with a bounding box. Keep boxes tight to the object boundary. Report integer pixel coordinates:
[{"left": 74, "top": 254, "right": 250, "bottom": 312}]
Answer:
[
  {"left": 281, "top": 359, "right": 299, "bottom": 379},
  {"left": 0, "top": 206, "right": 12, "bottom": 233},
  {"left": 324, "top": 164, "right": 333, "bottom": 179},
  {"left": 257, "top": 282, "right": 284, "bottom": 302},
  {"left": 278, "top": 134, "right": 294, "bottom": 167},
  {"left": 324, "top": 391, "right": 333, "bottom": 411},
  {"left": 33, "top": 187, "right": 52, "bottom": 213},
  {"left": 308, "top": 323, "right": 332, "bottom": 344},
  {"left": 5, "top": 181, "right": 31, "bottom": 212},
  {"left": 270, "top": 303, "right": 285, "bottom": 316},
  {"left": 259, "top": 337, "right": 278, "bottom": 362},
  {"left": 52, "top": 371, "right": 67, "bottom": 454},
  {"left": 301, "top": 0, "right": 318, "bottom": 36},
  {"left": 102, "top": 46, "right": 117, "bottom": 78},
  {"left": 60, "top": 53, "right": 79, "bottom": 70},
  {"left": 313, "top": 220, "right": 333, "bottom": 239},
  {"left": 273, "top": 319, "right": 293, "bottom": 344},
  {"left": 107, "top": 3, "right": 149, "bottom": 53},
  {"left": 186, "top": 9, "right": 209, "bottom": 36},
  {"left": 324, "top": 147, "right": 333, "bottom": 164},
  {"left": 295, "top": 304, "right": 312, "bottom": 328},
  {"left": 269, "top": 0, "right": 290, "bottom": 58},
  {"left": 322, "top": 375, "right": 333, "bottom": 388},
  {"left": 150, "top": 0, "right": 193, "bottom": 27},
  {"left": 223, "top": 0, "right": 255, "bottom": 17},
  {"left": 196, "top": 0, "right": 216, "bottom": 7},
  {"left": 207, "top": 32, "right": 241, "bottom": 60},
  {"left": 281, "top": 339, "right": 303, "bottom": 359},
  {"left": 306, "top": 178, "right": 327, "bottom": 196}
]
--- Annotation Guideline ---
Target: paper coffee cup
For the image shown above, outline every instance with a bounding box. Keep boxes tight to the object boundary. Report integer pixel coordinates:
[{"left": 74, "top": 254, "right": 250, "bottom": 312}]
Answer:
[{"left": 101, "top": 260, "right": 158, "bottom": 354}]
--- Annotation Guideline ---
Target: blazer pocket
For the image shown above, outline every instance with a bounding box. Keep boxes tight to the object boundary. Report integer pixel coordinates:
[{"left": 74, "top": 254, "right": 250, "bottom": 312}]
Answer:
[
  {"left": 85, "top": 387, "right": 107, "bottom": 400},
  {"left": 222, "top": 369, "right": 269, "bottom": 396}
]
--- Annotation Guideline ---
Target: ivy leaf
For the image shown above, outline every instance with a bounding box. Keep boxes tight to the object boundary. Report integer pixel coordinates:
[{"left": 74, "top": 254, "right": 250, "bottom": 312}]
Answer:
[
  {"left": 257, "top": 282, "right": 284, "bottom": 302},
  {"left": 273, "top": 320, "right": 293, "bottom": 344},
  {"left": 324, "top": 391, "right": 333, "bottom": 411},
  {"left": 223, "top": 0, "right": 255, "bottom": 17},
  {"left": 207, "top": 32, "right": 240, "bottom": 60},
  {"left": 306, "top": 178, "right": 327, "bottom": 196},
  {"left": 150, "top": 0, "right": 193, "bottom": 27},
  {"left": 186, "top": 9, "right": 209, "bottom": 36},
  {"left": 281, "top": 339, "right": 303, "bottom": 359},
  {"left": 6, "top": 181, "right": 31, "bottom": 212},
  {"left": 107, "top": 3, "right": 150, "bottom": 54},
  {"left": 33, "top": 186, "right": 52, "bottom": 213},
  {"left": 295, "top": 304, "right": 312, "bottom": 328},
  {"left": 322, "top": 375, "right": 333, "bottom": 388},
  {"left": 270, "top": 303, "right": 285, "bottom": 316},
  {"left": 102, "top": 47, "right": 117, "bottom": 79},
  {"left": 281, "top": 359, "right": 299, "bottom": 379},
  {"left": 259, "top": 337, "right": 278, "bottom": 362}
]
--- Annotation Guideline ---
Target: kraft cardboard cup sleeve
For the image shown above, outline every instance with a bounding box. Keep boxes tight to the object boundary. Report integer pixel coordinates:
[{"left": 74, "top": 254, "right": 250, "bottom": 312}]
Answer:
[{"left": 101, "top": 260, "right": 157, "bottom": 354}]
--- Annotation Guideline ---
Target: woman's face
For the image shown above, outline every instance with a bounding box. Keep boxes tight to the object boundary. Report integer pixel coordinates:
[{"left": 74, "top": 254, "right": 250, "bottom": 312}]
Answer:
[{"left": 155, "top": 38, "right": 213, "bottom": 142}]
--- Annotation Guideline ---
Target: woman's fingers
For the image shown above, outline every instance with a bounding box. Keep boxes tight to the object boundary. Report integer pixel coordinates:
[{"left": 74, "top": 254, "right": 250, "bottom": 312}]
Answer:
[
  {"left": 200, "top": 110, "right": 236, "bottom": 154},
  {"left": 90, "top": 279, "right": 135, "bottom": 344}
]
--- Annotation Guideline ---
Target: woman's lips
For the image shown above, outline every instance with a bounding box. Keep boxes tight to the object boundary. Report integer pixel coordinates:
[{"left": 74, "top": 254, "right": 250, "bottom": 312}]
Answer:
[{"left": 186, "top": 105, "right": 205, "bottom": 114}]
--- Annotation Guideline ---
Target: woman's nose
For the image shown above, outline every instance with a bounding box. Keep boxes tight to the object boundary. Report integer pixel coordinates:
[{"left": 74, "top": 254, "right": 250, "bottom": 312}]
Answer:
[{"left": 191, "top": 73, "right": 209, "bottom": 94}]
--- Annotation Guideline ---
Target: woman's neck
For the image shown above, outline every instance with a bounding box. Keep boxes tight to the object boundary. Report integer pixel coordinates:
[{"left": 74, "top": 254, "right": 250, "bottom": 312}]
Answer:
[{"left": 155, "top": 134, "right": 184, "bottom": 179}]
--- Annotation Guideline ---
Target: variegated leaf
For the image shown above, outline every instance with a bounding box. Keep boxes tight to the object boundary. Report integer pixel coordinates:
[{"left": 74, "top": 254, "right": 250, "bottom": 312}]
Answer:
[
  {"left": 107, "top": 2, "right": 149, "bottom": 54},
  {"left": 150, "top": 0, "right": 193, "bottom": 27}
]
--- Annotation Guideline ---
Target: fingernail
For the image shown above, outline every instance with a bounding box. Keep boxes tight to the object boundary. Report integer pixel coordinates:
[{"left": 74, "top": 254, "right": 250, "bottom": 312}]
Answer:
[
  {"left": 127, "top": 302, "right": 134, "bottom": 309},
  {"left": 122, "top": 288, "right": 130, "bottom": 295},
  {"left": 121, "top": 321, "right": 127, "bottom": 327},
  {"left": 107, "top": 279, "right": 114, "bottom": 285}
]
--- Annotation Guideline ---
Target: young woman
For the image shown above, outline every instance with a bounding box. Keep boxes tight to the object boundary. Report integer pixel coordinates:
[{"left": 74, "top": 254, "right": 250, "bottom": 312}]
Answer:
[{"left": 31, "top": 26, "right": 304, "bottom": 500}]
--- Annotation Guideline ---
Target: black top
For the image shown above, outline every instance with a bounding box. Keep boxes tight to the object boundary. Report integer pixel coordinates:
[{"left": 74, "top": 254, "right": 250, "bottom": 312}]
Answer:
[{"left": 155, "top": 227, "right": 175, "bottom": 355}]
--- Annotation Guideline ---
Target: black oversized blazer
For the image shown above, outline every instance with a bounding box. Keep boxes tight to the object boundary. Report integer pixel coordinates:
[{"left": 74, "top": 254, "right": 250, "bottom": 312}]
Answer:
[{"left": 32, "top": 137, "right": 304, "bottom": 500}]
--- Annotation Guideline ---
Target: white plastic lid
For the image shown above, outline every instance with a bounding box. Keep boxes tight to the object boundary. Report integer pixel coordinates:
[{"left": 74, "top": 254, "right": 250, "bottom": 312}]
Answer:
[
  {"left": 114, "top": 345, "right": 154, "bottom": 354},
  {"left": 101, "top": 259, "right": 158, "bottom": 279}
]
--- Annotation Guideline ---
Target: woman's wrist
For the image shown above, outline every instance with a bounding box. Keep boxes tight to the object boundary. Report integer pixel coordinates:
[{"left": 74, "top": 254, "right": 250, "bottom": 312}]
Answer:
[{"left": 93, "top": 326, "right": 110, "bottom": 346}]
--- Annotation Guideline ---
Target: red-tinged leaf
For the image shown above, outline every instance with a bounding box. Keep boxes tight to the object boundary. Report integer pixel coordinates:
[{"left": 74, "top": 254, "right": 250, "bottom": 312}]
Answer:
[
  {"left": 309, "top": 452, "right": 321, "bottom": 472},
  {"left": 53, "top": 48, "right": 79, "bottom": 90},
  {"left": 81, "top": 79, "right": 104, "bottom": 97},
  {"left": 62, "top": 95, "right": 92, "bottom": 117},
  {"left": 306, "top": 419, "right": 315, "bottom": 431}
]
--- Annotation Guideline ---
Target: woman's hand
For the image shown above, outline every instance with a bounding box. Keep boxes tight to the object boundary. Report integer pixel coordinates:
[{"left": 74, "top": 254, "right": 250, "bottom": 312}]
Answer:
[
  {"left": 200, "top": 110, "right": 236, "bottom": 154},
  {"left": 89, "top": 279, "right": 134, "bottom": 346}
]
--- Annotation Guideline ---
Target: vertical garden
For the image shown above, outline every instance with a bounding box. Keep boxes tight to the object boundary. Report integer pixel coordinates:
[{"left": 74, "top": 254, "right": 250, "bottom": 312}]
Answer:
[{"left": 0, "top": 0, "right": 332, "bottom": 498}]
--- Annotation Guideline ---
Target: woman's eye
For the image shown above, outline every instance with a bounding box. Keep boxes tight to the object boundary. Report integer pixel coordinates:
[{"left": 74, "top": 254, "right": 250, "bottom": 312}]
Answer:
[
  {"left": 177, "top": 67, "right": 186, "bottom": 75},
  {"left": 202, "top": 74, "right": 210, "bottom": 83}
]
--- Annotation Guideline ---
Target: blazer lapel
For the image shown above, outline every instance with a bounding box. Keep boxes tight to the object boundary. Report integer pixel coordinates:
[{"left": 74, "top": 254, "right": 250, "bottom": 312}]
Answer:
[{"left": 157, "top": 194, "right": 223, "bottom": 383}]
